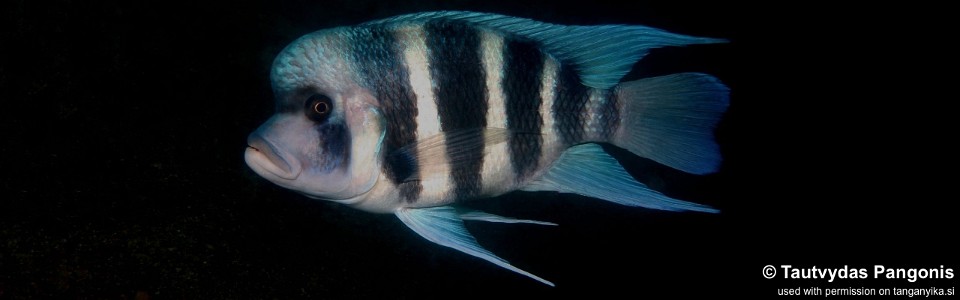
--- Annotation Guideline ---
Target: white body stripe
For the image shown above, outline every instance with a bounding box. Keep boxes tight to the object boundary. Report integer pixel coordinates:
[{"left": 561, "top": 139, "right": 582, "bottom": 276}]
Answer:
[
  {"left": 539, "top": 58, "right": 559, "bottom": 138},
  {"left": 478, "top": 31, "right": 514, "bottom": 193},
  {"left": 584, "top": 88, "right": 607, "bottom": 141},
  {"left": 533, "top": 56, "right": 564, "bottom": 179},
  {"left": 399, "top": 25, "right": 451, "bottom": 203},
  {"left": 481, "top": 31, "right": 507, "bottom": 129},
  {"left": 403, "top": 26, "right": 442, "bottom": 139}
]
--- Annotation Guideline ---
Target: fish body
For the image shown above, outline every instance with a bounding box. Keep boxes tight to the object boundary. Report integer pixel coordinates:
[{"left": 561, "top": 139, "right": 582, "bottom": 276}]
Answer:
[{"left": 245, "top": 11, "right": 729, "bottom": 286}]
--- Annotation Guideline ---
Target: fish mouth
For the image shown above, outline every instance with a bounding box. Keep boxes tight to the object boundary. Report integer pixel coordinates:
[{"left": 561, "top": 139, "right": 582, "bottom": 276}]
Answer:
[{"left": 245, "top": 134, "right": 301, "bottom": 181}]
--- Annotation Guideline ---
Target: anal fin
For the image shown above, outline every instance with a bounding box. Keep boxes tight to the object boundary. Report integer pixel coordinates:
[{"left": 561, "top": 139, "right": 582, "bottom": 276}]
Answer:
[{"left": 522, "top": 143, "right": 718, "bottom": 213}]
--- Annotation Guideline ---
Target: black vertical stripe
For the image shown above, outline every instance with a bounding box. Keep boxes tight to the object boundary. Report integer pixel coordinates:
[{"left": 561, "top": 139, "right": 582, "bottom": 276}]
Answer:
[
  {"left": 553, "top": 64, "right": 591, "bottom": 146},
  {"left": 316, "top": 123, "right": 351, "bottom": 172},
  {"left": 349, "top": 26, "right": 422, "bottom": 202},
  {"left": 598, "top": 89, "right": 620, "bottom": 141},
  {"left": 424, "top": 20, "right": 487, "bottom": 200},
  {"left": 502, "top": 39, "right": 544, "bottom": 182}
]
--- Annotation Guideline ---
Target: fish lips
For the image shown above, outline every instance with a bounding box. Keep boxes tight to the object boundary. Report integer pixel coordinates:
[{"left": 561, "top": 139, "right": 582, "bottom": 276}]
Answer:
[{"left": 245, "top": 133, "right": 301, "bottom": 181}]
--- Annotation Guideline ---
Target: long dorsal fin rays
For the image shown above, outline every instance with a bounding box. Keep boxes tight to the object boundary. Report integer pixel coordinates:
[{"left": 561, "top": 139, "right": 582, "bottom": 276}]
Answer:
[
  {"left": 364, "top": 11, "right": 726, "bottom": 89},
  {"left": 457, "top": 208, "right": 558, "bottom": 226},
  {"left": 522, "top": 143, "right": 719, "bottom": 213},
  {"left": 386, "top": 128, "right": 540, "bottom": 182},
  {"left": 395, "top": 206, "right": 555, "bottom": 286}
]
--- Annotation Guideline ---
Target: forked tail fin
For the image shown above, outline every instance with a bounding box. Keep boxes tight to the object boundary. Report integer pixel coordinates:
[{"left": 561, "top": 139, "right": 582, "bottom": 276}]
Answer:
[{"left": 612, "top": 73, "right": 729, "bottom": 175}]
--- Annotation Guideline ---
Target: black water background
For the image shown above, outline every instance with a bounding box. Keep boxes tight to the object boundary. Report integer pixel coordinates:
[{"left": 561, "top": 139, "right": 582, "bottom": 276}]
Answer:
[{"left": 1, "top": 0, "right": 954, "bottom": 298}]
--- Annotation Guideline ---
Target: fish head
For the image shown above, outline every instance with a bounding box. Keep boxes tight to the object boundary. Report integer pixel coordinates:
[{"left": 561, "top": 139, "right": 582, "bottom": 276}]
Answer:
[{"left": 246, "top": 29, "right": 385, "bottom": 203}]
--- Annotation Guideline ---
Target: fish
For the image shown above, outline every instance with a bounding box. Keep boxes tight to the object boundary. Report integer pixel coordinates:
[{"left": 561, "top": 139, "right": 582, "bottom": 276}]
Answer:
[{"left": 244, "top": 11, "right": 729, "bottom": 286}]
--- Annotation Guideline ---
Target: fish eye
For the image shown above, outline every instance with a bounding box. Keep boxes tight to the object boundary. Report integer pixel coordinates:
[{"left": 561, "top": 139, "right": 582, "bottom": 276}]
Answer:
[{"left": 305, "top": 94, "right": 333, "bottom": 122}]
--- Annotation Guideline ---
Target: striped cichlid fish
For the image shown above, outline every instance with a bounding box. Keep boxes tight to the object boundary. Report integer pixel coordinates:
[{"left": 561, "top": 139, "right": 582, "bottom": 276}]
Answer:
[{"left": 245, "top": 11, "right": 729, "bottom": 286}]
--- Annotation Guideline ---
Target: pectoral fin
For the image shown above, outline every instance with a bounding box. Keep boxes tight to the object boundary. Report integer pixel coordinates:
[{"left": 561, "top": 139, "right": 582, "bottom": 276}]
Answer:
[
  {"left": 387, "top": 128, "right": 531, "bottom": 182},
  {"left": 395, "top": 206, "right": 554, "bottom": 286}
]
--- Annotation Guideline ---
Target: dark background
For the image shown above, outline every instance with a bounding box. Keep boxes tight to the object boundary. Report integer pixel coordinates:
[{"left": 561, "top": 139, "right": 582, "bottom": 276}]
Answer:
[{"left": 1, "top": 0, "right": 955, "bottom": 298}]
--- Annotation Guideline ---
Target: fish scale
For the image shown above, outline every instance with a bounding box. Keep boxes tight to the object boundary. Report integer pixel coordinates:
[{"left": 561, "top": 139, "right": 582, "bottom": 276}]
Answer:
[
  {"left": 502, "top": 38, "right": 545, "bottom": 183},
  {"left": 552, "top": 65, "right": 592, "bottom": 147},
  {"left": 424, "top": 20, "right": 488, "bottom": 200},
  {"left": 597, "top": 89, "right": 621, "bottom": 140}
]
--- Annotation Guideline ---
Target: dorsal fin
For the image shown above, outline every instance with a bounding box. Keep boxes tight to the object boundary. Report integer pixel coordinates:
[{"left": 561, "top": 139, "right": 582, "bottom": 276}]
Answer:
[{"left": 365, "top": 11, "right": 726, "bottom": 89}]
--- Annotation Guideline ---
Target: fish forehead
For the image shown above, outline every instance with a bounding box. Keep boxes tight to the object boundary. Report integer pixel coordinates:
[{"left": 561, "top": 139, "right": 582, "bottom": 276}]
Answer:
[{"left": 271, "top": 28, "right": 359, "bottom": 105}]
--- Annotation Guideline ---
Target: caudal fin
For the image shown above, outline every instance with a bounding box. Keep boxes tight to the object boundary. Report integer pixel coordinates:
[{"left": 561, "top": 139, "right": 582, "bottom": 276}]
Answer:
[{"left": 613, "top": 73, "right": 729, "bottom": 175}]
